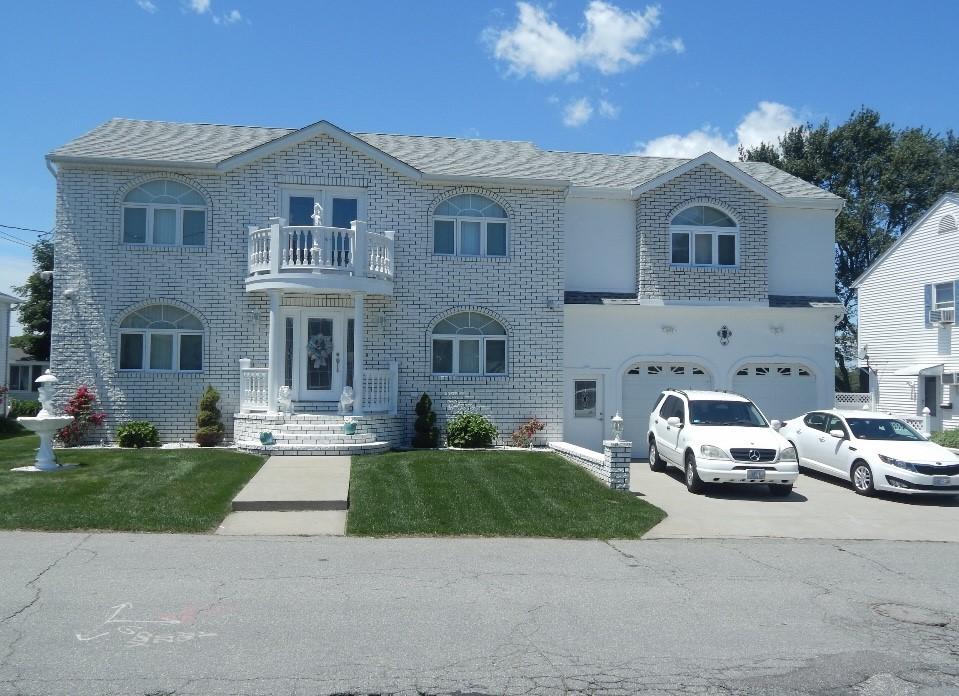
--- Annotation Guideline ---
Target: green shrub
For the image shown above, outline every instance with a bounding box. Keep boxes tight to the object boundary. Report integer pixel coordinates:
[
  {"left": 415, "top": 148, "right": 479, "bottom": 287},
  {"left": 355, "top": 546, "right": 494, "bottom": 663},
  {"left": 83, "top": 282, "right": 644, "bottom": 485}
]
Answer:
[
  {"left": 117, "top": 421, "right": 160, "bottom": 448},
  {"left": 9, "top": 399, "right": 41, "bottom": 418},
  {"left": 0, "top": 417, "right": 24, "bottom": 435},
  {"left": 930, "top": 430, "right": 959, "bottom": 448},
  {"left": 195, "top": 386, "right": 225, "bottom": 447},
  {"left": 412, "top": 393, "right": 439, "bottom": 448},
  {"left": 446, "top": 412, "right": 497, "bottom": 448}
]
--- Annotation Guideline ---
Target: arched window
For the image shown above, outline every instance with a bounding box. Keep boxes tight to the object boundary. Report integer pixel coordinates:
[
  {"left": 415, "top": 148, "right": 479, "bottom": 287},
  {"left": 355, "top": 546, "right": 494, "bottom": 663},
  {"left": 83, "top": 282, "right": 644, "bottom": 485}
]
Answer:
[
  {"left": 670, "top": 205, "right": 738, "bottom": 267},
  {"left": 122, "top": 179, "right": 207, "bottom": 246},
  {"left": 433, "top": 194, "right": 508, "bottom": 257},
  {"left": 118, "top": 304, "right": 204, "bottom": 372},
  {"left": 431, "top": 311, "right": 507, "bottom": 375}
]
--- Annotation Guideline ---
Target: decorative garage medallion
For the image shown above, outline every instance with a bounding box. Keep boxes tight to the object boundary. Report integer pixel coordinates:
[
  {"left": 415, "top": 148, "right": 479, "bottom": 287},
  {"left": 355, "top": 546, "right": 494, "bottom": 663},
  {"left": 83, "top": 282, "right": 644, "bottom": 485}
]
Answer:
[{"left": 717, "top": 325, "right": 733, "bottom": 346}]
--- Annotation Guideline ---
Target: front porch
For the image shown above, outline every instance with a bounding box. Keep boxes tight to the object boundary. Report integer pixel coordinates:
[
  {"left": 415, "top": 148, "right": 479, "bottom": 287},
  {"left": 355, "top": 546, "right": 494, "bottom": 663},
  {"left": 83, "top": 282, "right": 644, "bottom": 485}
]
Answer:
[{"left": 236, "top": 208, "right": 400, "bottom": 453}]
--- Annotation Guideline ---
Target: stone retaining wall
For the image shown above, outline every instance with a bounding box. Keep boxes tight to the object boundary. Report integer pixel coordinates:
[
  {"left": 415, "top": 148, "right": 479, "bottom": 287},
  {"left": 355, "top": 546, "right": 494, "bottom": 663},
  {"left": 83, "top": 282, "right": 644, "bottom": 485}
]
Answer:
[{"left": 549, "top": 440, "right": 631, "bottom": 490}]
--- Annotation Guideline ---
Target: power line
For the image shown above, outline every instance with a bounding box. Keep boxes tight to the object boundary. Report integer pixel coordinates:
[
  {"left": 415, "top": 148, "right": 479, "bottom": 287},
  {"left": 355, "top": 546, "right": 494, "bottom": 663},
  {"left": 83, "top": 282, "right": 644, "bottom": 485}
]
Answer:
[
  {"left": 0, "top": 232, "right": 33, "bottom": 248},
  {"left": 0, "top": 223, "right": 51, "bottom": 236}
]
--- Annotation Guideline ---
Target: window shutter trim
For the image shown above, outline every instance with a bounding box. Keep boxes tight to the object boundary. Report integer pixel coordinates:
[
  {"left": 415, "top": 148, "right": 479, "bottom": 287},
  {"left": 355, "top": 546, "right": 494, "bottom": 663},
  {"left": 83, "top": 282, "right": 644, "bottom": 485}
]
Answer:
[{"left": 924, "top": 284, "right": 932, "bottom": 328}]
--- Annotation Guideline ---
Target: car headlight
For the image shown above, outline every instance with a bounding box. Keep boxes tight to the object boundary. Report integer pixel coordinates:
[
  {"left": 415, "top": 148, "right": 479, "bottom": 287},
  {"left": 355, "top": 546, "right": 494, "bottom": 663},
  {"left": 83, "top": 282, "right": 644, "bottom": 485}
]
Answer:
[
  {"left": 700, "top": 444, "right": 730, "bottom": 460},
  {"left": 878, "top": 454, "right": 918, "bottom": 472},
  {"left": 779, "top": 446, "right": 798, "bottom": 462}
]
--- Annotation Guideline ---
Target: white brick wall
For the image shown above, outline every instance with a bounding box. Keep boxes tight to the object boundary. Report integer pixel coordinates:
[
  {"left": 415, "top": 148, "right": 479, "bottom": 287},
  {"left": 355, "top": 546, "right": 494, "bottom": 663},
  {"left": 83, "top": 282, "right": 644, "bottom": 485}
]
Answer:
[
  {"left": 637, "top": 164, "right": 769, "bottom": 302},
  {"left": 50, "top": 134, "right": 565, "bottom": 445}
]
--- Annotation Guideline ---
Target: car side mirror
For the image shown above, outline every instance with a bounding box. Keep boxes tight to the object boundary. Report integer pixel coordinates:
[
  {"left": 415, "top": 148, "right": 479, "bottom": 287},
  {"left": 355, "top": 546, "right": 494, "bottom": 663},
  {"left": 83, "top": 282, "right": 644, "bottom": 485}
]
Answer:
[
  {"left": 771, "top": 420, "right": 783, "bottom": 431},
  {"left": 828, "top": 429, "right": 845, "bottom": 439},
  {"left": 666, "top": 416, "right": 682, "bottom": 428}
]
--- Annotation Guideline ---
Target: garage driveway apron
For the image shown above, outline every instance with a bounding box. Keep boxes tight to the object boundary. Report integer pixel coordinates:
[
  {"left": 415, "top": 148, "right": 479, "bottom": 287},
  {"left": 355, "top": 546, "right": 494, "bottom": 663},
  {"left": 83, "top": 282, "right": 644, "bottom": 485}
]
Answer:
[{"left": 631, "top": 460, "right": 959, "bottom": 541}]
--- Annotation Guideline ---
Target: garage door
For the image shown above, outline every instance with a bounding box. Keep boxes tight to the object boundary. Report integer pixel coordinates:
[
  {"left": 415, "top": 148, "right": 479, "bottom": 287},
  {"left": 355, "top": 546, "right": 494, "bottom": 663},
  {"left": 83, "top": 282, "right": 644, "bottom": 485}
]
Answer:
[
  {"left": 622, "top": 363, "right": 712, "bottom": 457},
  {"left": 732, "top": 364, "right": 817, "bottom": 422}
]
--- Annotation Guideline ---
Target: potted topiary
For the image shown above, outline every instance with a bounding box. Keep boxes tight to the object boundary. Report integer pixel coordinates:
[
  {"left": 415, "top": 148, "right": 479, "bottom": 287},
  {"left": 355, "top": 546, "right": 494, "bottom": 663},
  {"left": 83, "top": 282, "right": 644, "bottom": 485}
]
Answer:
[{"left": 195, "top": 385, "right": 225, "bottom": 447}]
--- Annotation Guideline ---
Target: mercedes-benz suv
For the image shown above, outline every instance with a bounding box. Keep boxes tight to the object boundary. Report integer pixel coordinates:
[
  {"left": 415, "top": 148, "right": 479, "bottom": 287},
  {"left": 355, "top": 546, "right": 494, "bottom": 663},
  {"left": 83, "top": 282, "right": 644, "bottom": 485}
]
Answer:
[{"left": 647, "top": 389, "right": 799, "bottom": 496}]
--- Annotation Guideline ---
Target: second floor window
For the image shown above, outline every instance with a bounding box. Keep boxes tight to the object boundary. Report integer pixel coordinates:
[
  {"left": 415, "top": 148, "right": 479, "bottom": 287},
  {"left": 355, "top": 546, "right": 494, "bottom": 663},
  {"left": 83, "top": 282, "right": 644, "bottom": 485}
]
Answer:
[
  {"left": 670, "top": 205, "right": 737, "bottom": 267},
  {"left": 433, "top": 194, "right": 508, "bottom": 257},
  {"left": 934, "top": 282, "right": 954, "bottom": 311},
  {"left": 122, "top": 179, "right": 206, "bottom": 246}
]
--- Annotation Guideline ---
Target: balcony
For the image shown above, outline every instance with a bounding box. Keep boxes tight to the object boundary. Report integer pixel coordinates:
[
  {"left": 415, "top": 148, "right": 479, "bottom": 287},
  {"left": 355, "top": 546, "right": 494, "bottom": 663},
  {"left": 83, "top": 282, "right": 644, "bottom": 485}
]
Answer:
[{"left": 246, "top": 216, "right": 394, "bottom": 295}]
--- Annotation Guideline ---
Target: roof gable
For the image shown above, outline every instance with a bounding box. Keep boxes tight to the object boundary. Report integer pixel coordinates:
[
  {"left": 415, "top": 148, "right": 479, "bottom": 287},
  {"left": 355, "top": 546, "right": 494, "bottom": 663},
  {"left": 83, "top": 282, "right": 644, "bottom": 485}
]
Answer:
[
  {"left": 851, "top": 192, "right": 959, "bottom": 289},
  {"left": 631, "top": 152, "right": 785, "bottom": 203}
]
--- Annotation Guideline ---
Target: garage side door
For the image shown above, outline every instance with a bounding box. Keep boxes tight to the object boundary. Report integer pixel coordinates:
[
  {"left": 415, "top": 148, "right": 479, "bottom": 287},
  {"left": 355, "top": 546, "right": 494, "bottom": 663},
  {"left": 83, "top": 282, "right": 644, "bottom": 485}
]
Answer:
[
  {"left": 732, "top": 364, "right": 817, "bottom": 422},
  {"left": 622, "top": 363, "right": 712, "bottom": 457}
]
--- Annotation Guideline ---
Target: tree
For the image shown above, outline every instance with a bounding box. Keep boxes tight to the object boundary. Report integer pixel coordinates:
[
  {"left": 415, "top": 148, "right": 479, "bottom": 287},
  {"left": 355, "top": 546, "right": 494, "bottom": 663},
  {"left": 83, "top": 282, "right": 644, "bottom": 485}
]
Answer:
[
  {"left": 12, "top": 239, "right": 53, "bottom": 361},
  {"left": 740, "top": 108, "right": 958, "bottom": 390}
]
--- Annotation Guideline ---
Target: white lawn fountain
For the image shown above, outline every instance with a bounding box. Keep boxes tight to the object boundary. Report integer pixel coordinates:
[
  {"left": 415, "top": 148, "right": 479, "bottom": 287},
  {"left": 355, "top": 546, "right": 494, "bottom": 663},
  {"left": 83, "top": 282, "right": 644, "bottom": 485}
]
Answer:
[{"left": 14, "top": 370, "right": 75, "bottom": 472}]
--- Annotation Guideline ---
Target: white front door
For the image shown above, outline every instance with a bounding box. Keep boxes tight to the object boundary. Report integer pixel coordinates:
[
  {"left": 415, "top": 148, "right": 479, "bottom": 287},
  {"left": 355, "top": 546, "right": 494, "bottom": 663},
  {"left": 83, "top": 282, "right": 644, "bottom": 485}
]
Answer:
[
  {"left": 566, "top": 375, "right": 604, "bottom": 451},
  {"left": 296, "top": 311, "right": 354, "bottom": 401}
]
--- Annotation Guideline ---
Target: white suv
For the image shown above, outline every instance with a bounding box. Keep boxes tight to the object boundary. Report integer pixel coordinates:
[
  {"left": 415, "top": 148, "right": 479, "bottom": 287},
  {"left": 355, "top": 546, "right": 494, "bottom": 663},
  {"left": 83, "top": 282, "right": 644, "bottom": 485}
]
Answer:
[{"left": 647, "top": 389, "right": 799, "bottom": 496}]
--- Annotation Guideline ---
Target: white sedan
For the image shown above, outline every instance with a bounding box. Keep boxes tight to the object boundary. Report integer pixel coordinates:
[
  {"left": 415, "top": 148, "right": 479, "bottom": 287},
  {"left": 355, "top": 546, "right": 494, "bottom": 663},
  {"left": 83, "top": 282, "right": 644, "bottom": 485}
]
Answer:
[{"left": 778, "top": 410, "right": 959, "bottom": 496}]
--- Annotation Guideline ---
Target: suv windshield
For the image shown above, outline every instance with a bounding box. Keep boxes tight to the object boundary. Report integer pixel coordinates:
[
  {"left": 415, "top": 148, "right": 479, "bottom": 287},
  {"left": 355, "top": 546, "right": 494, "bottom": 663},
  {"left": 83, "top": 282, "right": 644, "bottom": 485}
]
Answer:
[
  {"left": 688, "top": 400, "right": 768, "bottom": 427},
  {"left": 846, "top": 418, "right": 924, "bottom": 441}
]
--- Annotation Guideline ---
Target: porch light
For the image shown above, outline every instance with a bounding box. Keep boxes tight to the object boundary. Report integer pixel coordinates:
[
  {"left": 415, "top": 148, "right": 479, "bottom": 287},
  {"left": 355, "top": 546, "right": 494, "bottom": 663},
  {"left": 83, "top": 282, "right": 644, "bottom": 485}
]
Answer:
[{"left": 611, "top": 412, "right": 624, "bottom": 442}]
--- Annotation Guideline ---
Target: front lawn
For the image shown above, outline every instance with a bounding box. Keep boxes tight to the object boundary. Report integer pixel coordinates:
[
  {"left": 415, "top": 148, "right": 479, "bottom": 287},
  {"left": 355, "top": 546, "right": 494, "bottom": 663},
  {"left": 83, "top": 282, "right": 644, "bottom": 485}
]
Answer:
[
  {"left": 0, "top": 431, "right": 264, "bottom": 532},
  {"left": 347, "top": 449, "right": 665, "bottom": 538}
]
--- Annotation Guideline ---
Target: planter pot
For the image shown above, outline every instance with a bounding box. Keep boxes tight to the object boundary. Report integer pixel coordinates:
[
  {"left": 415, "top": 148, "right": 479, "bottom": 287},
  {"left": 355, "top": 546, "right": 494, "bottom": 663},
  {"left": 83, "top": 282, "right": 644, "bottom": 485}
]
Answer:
[{"left": 343, "top": 421, "right": 357, "bottom": 436}]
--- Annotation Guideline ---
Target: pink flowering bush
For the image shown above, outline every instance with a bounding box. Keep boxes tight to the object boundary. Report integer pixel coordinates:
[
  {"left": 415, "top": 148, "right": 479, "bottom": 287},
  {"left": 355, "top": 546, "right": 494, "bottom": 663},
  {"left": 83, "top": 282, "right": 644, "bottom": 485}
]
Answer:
[
  {"left": 57, "top": 385, "right": 106, "bottom": 447},
  {"left": 510, "top": 417, "right": 545, "bottom": 448}
]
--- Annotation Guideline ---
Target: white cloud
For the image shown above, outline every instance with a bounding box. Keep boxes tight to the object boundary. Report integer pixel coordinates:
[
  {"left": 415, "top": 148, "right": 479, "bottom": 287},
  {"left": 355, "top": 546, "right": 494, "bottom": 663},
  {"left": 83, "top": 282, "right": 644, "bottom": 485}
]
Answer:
[
  {"left": 563, "top": 97, "right": 594, "bottom": 127},
  {"left": 488, "top": 1, "right": 681, "bottom": 81},
  {"left": 598, "top": 99, "right": 620, "bottom": 119},
  {"left": 188, "top": 0, "right": 210, "bottom": 14},
  {"left": 136, "top": 0, "right": 158, "bottom": 13},
  {"left": 634, "top": 101, "right": 800, "bottom": 159},
  {"left": 213, "top": 8, "right": 243, "bottom": 24}
]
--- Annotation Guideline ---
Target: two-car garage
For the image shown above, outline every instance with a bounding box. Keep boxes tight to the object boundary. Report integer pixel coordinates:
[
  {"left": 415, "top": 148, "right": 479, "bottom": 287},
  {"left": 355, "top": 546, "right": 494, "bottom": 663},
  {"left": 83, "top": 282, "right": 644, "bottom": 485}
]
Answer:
[{"left": 620, "top": 361, "right": 819, "bottom": 457}]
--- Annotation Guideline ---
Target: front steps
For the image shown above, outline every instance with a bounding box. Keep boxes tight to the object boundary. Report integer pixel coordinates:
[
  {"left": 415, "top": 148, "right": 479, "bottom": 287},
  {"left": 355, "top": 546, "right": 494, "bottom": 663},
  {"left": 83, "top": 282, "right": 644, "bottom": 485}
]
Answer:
[{"left": 233, "top": 411, "right": 399, "bottom": 456}]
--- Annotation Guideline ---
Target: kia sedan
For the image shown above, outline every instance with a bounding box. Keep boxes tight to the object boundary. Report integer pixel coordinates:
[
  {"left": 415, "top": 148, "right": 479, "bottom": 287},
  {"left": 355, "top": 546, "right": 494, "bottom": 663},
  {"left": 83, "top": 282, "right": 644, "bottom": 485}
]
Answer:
[{"left": 778, "top": 410, "right": 959, "bottom": 496}]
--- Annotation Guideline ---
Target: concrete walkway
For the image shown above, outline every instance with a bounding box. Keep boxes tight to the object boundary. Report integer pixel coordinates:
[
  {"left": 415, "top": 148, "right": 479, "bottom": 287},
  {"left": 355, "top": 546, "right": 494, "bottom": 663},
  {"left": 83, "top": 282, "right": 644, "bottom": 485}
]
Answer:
[{"left": 216, "top": 455, "right": 351, "bottom": 536}]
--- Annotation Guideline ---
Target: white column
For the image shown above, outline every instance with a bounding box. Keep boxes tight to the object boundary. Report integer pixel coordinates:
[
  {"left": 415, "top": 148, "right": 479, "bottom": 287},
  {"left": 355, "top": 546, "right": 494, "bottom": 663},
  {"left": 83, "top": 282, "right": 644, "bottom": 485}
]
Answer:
[
  {"left": 353, "top": 292, "right": 365, "bottom": 416},
  {"left": 266, "top": 290, "right": 283, "bottom": 414}
]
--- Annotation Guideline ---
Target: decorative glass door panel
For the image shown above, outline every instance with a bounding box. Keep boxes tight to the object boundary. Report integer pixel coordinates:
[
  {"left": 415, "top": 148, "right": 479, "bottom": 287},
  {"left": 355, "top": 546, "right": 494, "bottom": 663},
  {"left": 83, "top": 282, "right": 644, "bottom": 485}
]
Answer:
[{"left": 305, "top": 318, "right": 335, "bottom": 394}]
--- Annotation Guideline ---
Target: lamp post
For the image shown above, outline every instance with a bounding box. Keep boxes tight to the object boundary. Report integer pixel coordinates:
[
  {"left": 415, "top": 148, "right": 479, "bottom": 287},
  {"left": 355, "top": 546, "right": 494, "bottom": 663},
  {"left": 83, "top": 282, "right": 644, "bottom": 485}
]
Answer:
[{"left": 611, "top": 412, "right": 624, "bottom": 443}]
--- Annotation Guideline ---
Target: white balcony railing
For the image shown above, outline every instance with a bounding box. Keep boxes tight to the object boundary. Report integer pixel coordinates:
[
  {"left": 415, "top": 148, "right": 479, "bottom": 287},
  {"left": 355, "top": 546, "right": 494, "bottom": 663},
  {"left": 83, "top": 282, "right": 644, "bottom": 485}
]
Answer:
[
  {"left": 247, "top": 215, "right": 394, "bottom": 282},
  {"left": 364, "top": 361, "right": 398, "bottom": 415},
  {"left": 239, "top": 362, "right": 269, "bottom": 413}
]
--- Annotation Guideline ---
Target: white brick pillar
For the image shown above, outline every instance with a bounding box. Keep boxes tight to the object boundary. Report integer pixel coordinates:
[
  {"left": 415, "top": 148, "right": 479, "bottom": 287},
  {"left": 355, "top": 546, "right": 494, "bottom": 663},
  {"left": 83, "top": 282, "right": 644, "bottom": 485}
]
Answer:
[
  {"left": 266, "top": 290, "right": 282, "bottom": 414},
  {"left": 603, "top": 440, "right": 632, "bottom": 490},
  {"left": 353, "top": 291, "right": 365, "bottom": 416}
]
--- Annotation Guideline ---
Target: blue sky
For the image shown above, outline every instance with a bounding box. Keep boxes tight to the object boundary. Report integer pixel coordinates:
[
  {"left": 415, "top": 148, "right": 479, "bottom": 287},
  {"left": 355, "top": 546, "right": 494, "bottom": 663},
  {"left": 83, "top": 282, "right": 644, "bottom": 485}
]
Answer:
[{"left": 1, "top": 0, "right": 957, "bottom": 332}]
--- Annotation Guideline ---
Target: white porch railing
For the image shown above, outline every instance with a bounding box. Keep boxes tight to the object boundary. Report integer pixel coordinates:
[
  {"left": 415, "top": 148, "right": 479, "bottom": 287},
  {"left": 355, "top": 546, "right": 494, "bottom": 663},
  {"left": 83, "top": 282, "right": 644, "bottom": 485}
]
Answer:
[
  {"left": 239, "top": 361, "right": 269, "bottom": 413},
  {"left": 363, "top": 361, "right": 398, "bottom": 415},
  {"left": 835, "top": 392, "right": 875, "bottom": 410},
  {"left": 247, "top": 212, "right": 394, "bottom": 281}
]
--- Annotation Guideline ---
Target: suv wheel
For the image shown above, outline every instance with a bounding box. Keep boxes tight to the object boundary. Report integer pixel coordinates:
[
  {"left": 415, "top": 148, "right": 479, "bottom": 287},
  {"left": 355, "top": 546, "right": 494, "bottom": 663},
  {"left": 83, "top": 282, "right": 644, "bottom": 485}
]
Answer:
[
  {"left": 648, "top": 439, "right": 666, "bottom": 472},
  {"left": 851, "top": 461, "right": 875, "bottom": 496},
  {"left": 684, "top": 452, "right": 705, "bottom": 494}
]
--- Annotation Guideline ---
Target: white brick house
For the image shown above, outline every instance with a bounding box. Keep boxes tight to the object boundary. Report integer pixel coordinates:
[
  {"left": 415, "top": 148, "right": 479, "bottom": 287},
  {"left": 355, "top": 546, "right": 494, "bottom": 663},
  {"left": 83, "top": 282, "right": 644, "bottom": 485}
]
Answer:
[
  {"left": 46, "top": 118, "right": 842, "bottom": 454},
  {"left": 853, "top": 193, "right": 959, "bottom": 431}
]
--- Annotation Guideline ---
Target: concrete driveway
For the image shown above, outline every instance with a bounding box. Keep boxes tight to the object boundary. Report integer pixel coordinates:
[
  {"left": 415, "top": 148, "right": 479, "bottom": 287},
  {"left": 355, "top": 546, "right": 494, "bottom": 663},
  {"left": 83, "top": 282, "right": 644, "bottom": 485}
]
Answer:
[{"left": 631, "top": 459, "right": 959, "bottom": 541}]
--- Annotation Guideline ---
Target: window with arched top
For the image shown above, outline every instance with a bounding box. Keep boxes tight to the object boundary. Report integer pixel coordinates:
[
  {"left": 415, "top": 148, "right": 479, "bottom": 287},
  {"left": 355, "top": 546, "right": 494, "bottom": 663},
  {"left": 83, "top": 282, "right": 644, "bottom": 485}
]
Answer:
[
  {"left": 122, "top": 179, "right": 207, "bottom": 246},
  {"left": 670, "top": 205, "right": 738, "bottom": 267},
  {"left": 433, "top": 194, "right": 508, "bottom": 257},
  {"left": 118, "top": 304, "right": 204, "bottom": 372},
  {"left": 431, "top": 311, "right": 507, "bottom": 375}
]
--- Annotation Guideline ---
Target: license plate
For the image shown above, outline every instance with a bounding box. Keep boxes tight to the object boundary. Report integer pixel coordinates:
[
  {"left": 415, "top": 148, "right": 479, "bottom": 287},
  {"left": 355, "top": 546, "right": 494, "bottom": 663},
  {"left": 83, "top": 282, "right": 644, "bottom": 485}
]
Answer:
[
  {"left": 933, "top": 476, "right": 951, "bottom": 486},
  {"left": 747, "top": 469, "right": 766, "bottom": 481}
]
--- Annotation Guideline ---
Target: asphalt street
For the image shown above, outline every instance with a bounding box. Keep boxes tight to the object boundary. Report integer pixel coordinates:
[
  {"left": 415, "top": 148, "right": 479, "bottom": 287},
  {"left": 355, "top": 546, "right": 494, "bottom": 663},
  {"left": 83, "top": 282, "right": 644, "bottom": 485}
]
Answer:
[{"left": 1, "top": 532, "right": 957, "bottom": 695}]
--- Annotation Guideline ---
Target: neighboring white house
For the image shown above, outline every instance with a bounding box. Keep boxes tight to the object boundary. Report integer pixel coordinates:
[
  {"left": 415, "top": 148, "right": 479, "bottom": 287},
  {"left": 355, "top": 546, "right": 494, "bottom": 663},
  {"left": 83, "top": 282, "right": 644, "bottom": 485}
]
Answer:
[
  {"left": 0, "top": 292, "right": 21, "bottom": 414},
  {"left": 7, "top": 345, "right": 48, "bottom": 402},
  {"left": 45, "top": 118, "right": 843, "bottom": 453},
  {"left": 853, "top": 193, "right": 959, "bottom": 432}
]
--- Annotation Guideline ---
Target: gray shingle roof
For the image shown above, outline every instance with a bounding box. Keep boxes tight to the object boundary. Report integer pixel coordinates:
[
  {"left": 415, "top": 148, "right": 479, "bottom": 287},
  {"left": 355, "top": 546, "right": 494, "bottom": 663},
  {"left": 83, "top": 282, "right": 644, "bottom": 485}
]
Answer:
[
  {"left": 768, "top": 295, "right": 842, "bottom": 308},
  {"left": 49, "top": 118, "right": 839, "bottom": 200}
]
